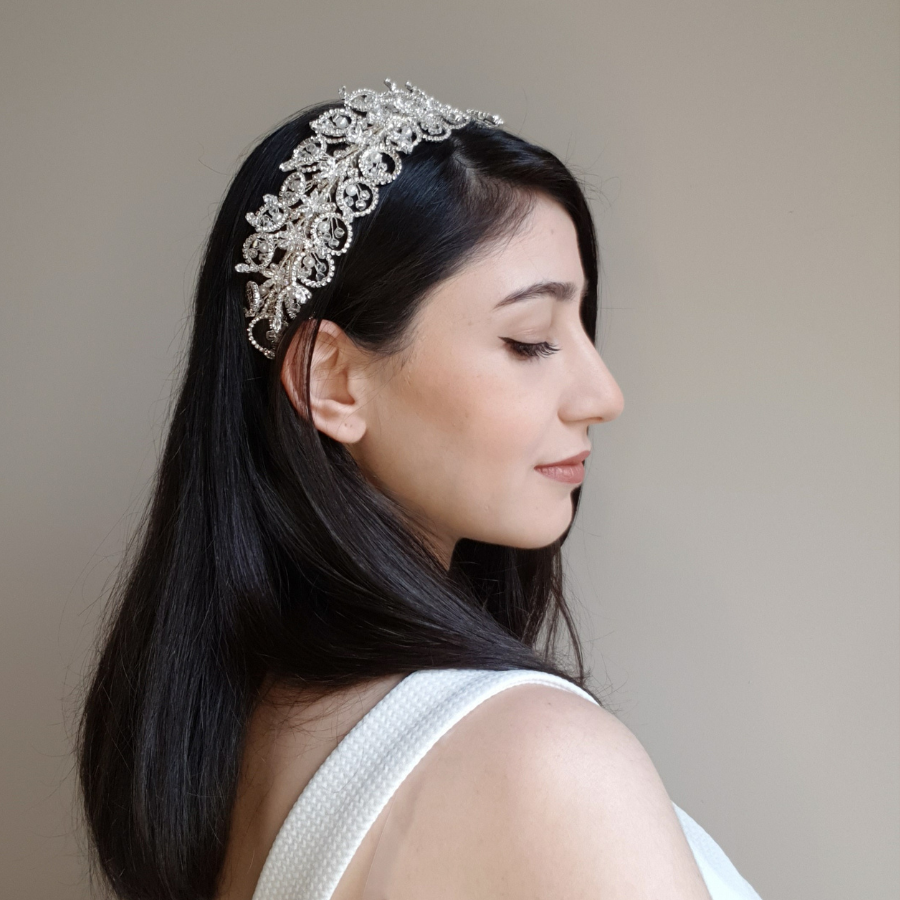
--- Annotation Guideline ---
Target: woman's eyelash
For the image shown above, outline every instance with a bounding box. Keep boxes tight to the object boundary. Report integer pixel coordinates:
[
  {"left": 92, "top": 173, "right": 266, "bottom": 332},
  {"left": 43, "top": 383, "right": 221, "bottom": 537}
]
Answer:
[{"left": 503, "top": 339, "right": 561, "bottom": 359}]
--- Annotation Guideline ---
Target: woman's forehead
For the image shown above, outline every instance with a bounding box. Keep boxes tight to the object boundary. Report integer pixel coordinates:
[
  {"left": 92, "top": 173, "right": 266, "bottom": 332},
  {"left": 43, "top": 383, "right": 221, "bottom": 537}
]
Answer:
[{"left": 426, "top": 202, "right": 584, "bottom": 316}]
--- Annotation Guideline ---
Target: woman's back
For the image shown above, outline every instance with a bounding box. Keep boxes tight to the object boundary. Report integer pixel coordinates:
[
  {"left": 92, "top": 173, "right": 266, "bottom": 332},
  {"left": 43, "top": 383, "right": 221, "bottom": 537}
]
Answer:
[
  {"left": 217, "top": 669, "right": 760, "bottom": 900},
  {"left": 218, "top": 674, "right": 406, "bottom": 900}
]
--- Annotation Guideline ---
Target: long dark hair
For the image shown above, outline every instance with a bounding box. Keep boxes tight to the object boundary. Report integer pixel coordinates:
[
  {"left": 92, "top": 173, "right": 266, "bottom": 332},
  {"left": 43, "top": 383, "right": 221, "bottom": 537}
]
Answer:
[{"left": 77, "top": 95, "right": 606, "bottom": 899}]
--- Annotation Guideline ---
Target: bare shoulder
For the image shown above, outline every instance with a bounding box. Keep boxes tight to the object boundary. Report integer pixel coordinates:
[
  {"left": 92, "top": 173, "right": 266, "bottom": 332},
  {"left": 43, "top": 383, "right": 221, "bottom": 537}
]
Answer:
[{"left": 372, "top": 682, "right": 711, "bottom": 900}]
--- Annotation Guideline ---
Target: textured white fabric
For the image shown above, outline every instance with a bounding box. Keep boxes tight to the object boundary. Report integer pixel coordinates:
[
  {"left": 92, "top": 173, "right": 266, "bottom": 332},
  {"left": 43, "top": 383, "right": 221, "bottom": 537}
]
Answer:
[
  {"left": 251, "top": 667, "right": 763, "bottom": 900},
  {"left": 674, "top": 805, "right": 764, "bottom": 899}
]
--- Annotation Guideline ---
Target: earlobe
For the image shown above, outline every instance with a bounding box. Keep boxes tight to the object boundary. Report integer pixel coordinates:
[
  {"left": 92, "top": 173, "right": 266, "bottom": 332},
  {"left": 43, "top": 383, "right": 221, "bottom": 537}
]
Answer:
[{"left": 280, "top": 318, "right": 369, "bottom": 445}]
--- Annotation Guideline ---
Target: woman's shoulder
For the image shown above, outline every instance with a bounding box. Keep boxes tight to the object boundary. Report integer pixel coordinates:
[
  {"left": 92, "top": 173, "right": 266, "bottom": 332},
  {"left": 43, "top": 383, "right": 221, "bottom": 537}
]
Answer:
[{"left": 369, "top": 680, "right": 712, "bottom": 899}]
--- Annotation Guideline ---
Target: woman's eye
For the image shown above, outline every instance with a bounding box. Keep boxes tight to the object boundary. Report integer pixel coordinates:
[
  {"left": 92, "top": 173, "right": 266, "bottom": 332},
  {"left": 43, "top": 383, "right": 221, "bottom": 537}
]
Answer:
[{"left": 503, "top": 338, "right": 561, "bottom": 360}]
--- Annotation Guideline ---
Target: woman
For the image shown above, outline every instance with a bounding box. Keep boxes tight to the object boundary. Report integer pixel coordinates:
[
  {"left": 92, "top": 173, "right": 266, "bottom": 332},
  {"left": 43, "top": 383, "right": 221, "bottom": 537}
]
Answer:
[{"left": 77, "top": 79, "right": 762, "bottom": 899}]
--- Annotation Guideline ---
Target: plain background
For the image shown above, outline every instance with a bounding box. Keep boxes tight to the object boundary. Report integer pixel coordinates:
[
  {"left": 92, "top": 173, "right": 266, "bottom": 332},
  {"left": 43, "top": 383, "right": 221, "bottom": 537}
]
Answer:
[{"left": 1, "top": 1, "right": 897, "bottom": 897}]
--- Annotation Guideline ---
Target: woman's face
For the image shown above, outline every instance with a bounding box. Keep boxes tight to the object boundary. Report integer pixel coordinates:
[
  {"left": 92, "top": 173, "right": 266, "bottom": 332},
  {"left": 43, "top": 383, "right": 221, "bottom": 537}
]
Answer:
[{"left": 298, "top": 193, "right": 624, "bottom": 567}]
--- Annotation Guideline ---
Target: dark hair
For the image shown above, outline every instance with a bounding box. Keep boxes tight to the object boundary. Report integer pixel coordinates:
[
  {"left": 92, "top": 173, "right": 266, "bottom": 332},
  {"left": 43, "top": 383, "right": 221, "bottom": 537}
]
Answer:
[{"left": 76, "top": 97, "right": 606, "bottom": 899}]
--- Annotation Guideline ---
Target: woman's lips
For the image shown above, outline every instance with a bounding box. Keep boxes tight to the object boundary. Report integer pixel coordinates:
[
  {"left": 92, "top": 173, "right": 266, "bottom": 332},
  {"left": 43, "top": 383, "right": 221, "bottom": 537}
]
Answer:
[{"left": 535, "top": 449, "right": 590, "bottom": 484}]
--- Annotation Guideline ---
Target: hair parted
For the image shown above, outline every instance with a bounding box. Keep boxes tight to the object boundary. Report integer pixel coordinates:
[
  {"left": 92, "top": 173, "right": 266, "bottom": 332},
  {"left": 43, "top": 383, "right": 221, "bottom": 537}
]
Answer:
[{"left": 76, "top": 87, "right": 606, "bottom": 900}]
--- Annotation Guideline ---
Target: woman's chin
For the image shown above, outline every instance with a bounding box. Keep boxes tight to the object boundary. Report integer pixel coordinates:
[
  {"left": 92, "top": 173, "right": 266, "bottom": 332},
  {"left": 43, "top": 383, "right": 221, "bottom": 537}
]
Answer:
[{"left": 497, "top": 514, "right": 575, "bottom": 550}]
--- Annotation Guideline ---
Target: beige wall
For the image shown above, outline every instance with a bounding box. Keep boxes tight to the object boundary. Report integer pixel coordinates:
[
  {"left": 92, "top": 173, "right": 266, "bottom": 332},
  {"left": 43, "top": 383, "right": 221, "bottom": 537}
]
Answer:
[{"left": 1, "top": 1, "right": 897, "bottom": 897}]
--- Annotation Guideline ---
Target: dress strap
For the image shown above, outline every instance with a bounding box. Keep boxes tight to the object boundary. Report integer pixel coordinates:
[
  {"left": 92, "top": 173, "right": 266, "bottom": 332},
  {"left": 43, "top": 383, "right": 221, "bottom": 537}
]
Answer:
[{"left": 250, "top": 667, "right": 598, "bottom": 900}]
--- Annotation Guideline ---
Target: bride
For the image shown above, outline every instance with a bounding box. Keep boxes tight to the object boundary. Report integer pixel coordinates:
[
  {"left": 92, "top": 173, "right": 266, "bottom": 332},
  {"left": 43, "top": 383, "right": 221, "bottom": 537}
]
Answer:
[{"left": 76, "top": 79, "right": 761, "bottom": 900}]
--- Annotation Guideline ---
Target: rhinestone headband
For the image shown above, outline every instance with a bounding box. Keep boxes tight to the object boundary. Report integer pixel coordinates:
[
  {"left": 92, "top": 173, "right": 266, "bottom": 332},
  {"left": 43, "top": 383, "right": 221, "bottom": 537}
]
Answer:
[{"left": 235, "top": 78, "right": 505, "bottom": 358}]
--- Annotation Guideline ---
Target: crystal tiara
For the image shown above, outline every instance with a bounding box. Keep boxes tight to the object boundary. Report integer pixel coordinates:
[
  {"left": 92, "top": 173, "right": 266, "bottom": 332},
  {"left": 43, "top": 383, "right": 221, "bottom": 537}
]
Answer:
[{"left": 235, "top": 78, "right": 505, "bottom": 358}]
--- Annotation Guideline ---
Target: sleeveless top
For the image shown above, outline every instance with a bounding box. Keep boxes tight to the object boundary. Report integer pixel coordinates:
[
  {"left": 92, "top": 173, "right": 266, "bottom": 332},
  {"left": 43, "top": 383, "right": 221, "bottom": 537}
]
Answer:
[{"left": 251, "top": 668, "right": 764, "bottom": 900}]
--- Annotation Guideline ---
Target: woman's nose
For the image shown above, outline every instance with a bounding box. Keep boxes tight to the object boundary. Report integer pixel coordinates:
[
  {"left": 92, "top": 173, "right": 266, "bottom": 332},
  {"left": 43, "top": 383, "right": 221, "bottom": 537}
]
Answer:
[{"left": 562, "top": 335, "right": 625, "bottom": 426}]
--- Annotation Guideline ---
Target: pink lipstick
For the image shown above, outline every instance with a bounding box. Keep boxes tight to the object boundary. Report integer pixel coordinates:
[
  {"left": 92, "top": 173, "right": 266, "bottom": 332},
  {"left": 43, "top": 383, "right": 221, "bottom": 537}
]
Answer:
[{"left": 535, "top": 449, "right": 590, "bottom": 484}]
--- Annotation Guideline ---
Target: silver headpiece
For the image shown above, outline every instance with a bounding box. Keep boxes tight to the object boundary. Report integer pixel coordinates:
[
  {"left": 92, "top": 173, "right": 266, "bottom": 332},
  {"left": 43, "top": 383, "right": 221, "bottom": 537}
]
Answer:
[{"left": 235, "top": 78, "right": 504, "bottom": 358}]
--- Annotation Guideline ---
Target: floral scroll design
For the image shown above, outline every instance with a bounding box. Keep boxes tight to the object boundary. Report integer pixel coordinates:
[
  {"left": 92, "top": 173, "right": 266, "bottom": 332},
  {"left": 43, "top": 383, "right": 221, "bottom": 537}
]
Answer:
[{"left": 235, "top": 78, "right": 504, "bottom": 358}]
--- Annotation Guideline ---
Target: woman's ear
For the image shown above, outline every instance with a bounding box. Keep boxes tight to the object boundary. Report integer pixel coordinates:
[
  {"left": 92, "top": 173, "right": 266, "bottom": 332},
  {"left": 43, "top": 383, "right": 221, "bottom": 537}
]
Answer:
[{"left": 280, "top": 318, "right": 371, "bottom": 445}]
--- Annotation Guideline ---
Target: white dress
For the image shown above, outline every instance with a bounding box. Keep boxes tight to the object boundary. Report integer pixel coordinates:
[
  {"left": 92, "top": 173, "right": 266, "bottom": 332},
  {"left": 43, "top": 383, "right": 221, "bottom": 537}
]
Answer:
[{"left": 251, "top": 667, "right": 764, "bottom": 900}]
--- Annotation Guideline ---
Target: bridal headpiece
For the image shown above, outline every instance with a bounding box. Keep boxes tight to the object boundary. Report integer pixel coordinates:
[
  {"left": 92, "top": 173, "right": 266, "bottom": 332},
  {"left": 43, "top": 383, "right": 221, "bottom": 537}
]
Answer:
[{"left": 236, "top": 78, "right": 505, "bottom": 358}]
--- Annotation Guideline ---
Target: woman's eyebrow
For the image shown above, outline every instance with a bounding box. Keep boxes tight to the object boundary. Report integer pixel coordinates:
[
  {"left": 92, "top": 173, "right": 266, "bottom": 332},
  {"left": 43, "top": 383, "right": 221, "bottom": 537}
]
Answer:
[{"left": 492, "top": 279, "right": 586, "bottom": 310}]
